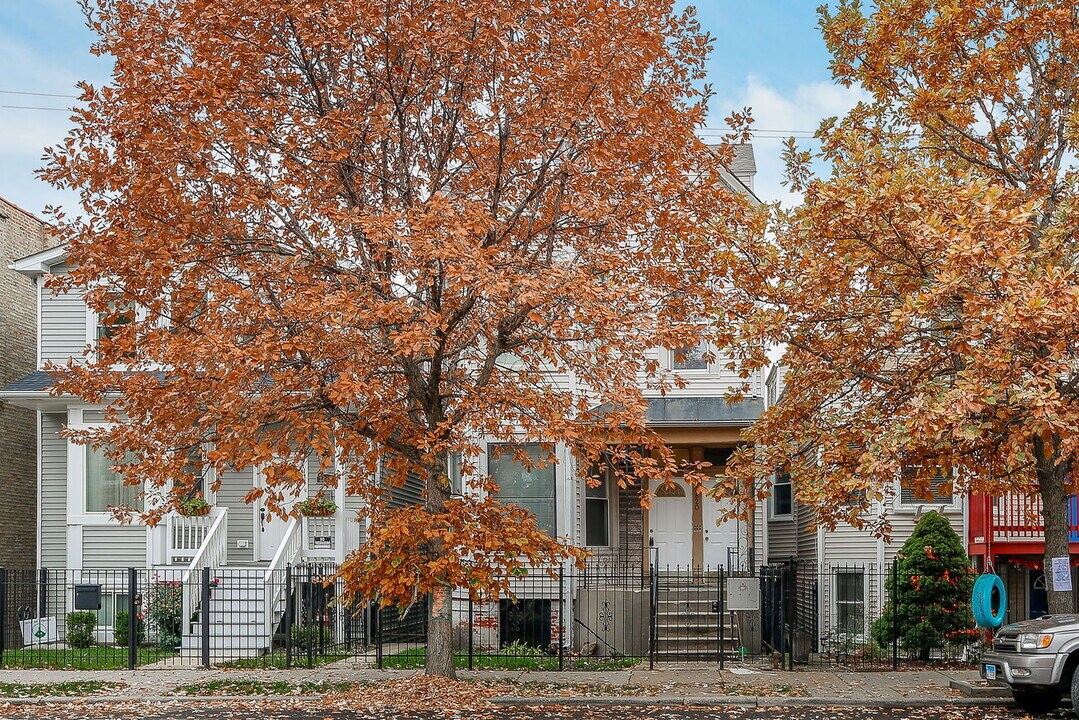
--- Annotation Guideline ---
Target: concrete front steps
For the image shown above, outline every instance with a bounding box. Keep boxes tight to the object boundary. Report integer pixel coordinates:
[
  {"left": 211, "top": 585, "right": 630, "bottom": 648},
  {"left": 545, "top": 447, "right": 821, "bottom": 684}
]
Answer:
[
  {"left": 654, "top": 590, "right": 740, "bottom": 661},
  {"left": 180, "top": 567, "right": 275, "bottom": 661}
]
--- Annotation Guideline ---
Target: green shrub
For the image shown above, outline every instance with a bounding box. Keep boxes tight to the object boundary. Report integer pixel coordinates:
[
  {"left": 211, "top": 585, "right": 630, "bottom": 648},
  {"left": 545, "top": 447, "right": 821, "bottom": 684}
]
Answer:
[
  {"left": 145, "top": 580, "right": 184, "bottom": 650},
  {"left": 290, "top": 624, "right": 332, "bottom": 651},
  {"left": 872, "top": 511, "right": 977, "bottom": 660},
  {"left": 66, "top": 612, "right": 96, "bottom": 649},
  {"left": 113, "top": 611, "right": 146, "bottom": 647}
]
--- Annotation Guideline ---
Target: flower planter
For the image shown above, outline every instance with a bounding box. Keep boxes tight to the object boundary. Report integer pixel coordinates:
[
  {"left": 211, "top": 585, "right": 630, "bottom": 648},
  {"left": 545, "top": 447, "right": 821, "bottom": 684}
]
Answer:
[
  {"left": 300, "top": 507, "right": 335, "bottom": 517},
  {"left": 179, "top": 505, "right": 211, "bottom": 517}
]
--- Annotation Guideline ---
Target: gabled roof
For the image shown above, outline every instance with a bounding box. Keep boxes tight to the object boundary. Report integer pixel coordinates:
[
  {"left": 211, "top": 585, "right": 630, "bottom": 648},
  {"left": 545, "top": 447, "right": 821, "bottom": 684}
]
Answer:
[
  {"left": 10, "top": 244, "right": 67, "bottom": 277},
  {"left": 705, "top": 143, "right": 760, "bottom": 204}
]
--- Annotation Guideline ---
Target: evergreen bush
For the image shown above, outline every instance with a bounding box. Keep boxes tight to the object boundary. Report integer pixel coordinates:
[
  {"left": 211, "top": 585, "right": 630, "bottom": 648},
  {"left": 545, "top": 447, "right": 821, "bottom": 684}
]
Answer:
[{"left": 872, "top": 511, "right": 977, "bottom": 659}]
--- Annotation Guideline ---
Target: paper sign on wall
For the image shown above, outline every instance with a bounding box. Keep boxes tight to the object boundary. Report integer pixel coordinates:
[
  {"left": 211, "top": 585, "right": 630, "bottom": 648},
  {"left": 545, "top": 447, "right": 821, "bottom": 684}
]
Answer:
[{"left": 1051, "top": 556, "right": 1073, "bottom": 592}]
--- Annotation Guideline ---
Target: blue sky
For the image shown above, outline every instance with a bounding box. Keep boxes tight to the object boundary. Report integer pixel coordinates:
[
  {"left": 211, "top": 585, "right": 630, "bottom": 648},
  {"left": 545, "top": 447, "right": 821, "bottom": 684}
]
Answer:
[{"left": 0, "top": 1, "right": 865, "bottom": 218}]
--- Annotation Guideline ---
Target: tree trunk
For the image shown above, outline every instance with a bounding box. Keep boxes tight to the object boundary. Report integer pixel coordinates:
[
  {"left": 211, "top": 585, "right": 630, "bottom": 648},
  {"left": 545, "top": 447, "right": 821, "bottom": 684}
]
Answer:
[
  {"left": 425, "top": 457, "right": 457, "bottom": 678},
  {"left": 1034, "top": 435, "right": 1074, "bottom": 615}
]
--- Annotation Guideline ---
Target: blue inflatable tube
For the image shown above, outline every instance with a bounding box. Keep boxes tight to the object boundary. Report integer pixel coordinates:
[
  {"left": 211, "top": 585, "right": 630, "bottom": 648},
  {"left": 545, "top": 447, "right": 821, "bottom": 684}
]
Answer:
[{"left": 972, "top": 574, "right": 1007, "bottom": 628}]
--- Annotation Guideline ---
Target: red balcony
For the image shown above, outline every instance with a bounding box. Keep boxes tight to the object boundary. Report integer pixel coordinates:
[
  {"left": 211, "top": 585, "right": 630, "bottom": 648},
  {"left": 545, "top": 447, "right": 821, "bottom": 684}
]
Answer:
[{"left": 968, "top": 493, "right": 1079, "bottom": 557}]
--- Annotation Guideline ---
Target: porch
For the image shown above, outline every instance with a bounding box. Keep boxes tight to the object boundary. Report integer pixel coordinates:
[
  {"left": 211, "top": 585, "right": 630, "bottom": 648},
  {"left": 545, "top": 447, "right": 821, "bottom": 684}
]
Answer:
[{"left": 967, "top": 493, "right": 1079, "bottom": 557}]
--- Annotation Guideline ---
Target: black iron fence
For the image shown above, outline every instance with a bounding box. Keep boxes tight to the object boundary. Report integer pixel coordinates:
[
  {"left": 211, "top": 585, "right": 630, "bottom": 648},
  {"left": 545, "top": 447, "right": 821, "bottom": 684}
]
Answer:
[
  {"left": 759, "top": 559, "right": 983, "bottom": 670},
  {"left": 0, "top": 557, "right": 984, "bottom": 671},
  {"left": 0, "top": 565, "right": 354, "bottom": 669}
]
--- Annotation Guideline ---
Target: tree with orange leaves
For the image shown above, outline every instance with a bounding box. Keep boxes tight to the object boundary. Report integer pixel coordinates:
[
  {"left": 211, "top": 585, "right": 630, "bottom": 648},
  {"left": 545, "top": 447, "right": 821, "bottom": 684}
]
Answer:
[
  {"left": 44, "top": 0, "right": 753, "bottom": 676},
  {"left": 728, "top": 1, "right": 1079, "bottom": 614}
]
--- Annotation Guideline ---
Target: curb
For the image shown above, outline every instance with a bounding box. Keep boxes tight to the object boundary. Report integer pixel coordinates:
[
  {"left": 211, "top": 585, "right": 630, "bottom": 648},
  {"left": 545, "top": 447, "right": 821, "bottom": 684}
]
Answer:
[
  {"left": 948, "top": 679, "right": 1012, "bottom": 698},
  {"left": 0, "top": 694, "right": 322, "bottom": 705},
  {"left": 0, "top": 693, "right": 1016, "bottom": 709},
  {"left": 492, "top": 695, "right": 1014, "bottom": 708}
]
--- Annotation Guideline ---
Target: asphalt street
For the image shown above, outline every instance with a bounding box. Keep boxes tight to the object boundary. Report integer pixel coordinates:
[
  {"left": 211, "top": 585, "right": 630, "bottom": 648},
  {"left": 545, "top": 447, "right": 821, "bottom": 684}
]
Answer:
[{"left": 0, "top": 702, "right": 1059, "bottom": 720}]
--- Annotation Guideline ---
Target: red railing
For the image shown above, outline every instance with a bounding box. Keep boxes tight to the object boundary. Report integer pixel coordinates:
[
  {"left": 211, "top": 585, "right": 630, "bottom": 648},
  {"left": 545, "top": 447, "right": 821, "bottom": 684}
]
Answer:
[{"left": 968, "top": 493, "right": 1079, "bottom": 550}]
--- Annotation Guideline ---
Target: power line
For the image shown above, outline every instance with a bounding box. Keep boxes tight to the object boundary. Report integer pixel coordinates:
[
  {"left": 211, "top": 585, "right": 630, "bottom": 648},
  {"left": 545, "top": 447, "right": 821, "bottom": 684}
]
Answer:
[
  {"left": 0, "top": 89, "right": 80, "bottom": 99},
  {"left": 0, "top": 105, "right": 71, "bottom": 112}
]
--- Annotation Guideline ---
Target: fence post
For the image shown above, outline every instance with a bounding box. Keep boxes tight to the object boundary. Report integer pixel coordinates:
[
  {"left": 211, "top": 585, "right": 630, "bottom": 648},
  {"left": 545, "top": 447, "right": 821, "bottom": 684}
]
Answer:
[
  {"left": 306, "top": 565, "right": 314, "bottom": 669},
  {"left": 718, "top": 566, "right": 725, "bottom": 669},
  {"left": 375, "top": 604, "right": 383, "bottom": 670},
  {"left": 648, "top": 561, "right": 657, "bottom": 670},
  {"left": 891, "top": 557, "right": 899, "bottom": 671},
  {"left": 0, "top": 567, "right": 7, "bottom": 666},
  {"left": 785, "top": 557, "right": 796, "bottom": 671},
  {"left": 467, "top": 593, "right": 474, "bottom": 671},
  {"left": 38, "top": 568, "right": 47, "bottom": 619},
  {"left": 127, "top": 568, "right": 138, "bottom": 670},
  {"left": 284, "top": 564, "right": 293, "bottom": 669},
  {"left": 200, "top": 567, "right": 211, "bottom": 668},
  {"left": 558, "top": 566, "right": 565, "bottom": 672}
]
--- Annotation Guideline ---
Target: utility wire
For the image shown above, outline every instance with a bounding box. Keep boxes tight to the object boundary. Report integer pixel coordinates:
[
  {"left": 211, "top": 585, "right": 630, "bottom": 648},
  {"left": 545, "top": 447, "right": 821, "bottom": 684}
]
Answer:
[
  {"left": 0, "top": 105, "right": 71, "bottom": 112},
  {"left": 0, "top": 89, "right": 80, "bottom": 99}
]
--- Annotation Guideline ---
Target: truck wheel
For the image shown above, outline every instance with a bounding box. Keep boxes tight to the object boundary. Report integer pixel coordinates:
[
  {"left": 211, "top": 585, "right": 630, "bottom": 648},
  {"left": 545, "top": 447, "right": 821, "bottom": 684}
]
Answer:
[
  {"left": 1071, "top": 666, "right": 1079, "bottom": 714},
  {"left": 1013, "top": 688, "right": 1059, "bottom": 714}
]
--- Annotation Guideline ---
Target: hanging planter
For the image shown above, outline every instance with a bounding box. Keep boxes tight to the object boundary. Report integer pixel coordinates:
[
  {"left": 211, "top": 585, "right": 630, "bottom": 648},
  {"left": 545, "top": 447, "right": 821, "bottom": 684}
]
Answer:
[
  {"left": 178, "top": 496, "right": 211, "bottom": 517},
  {"left": 297, "top": 497, "right": 337, "bottom": 517}
]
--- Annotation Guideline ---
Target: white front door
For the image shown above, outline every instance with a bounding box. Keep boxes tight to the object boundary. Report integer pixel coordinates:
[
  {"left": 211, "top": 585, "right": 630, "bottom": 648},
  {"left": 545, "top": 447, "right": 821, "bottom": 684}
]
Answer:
[
  {"left": 702, "top": 495, "right": 740, "bottom": 569},
  {"left": 256, "top": 467, "right": 301, "bottom": 562},
  {"left": 648, "top": 478, "right": 693, "bottom": 568}
]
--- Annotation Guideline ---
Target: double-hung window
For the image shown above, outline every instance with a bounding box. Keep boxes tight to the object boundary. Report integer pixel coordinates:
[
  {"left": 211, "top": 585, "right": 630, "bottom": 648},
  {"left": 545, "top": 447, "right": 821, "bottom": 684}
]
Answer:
[
  {"left": 490, "top": 443, "right": 556, "bottom": 536},
  {"left": 585, "top": 477, "right": 610, "bottom": 547},
  {"left": 85, "top": 445, "right": 142, "bottom": 513},
  {"left": 771, "top": 470, "right": 793, "bottom": 517},
  {"left": 835, "top": 570, "right": 865, "bottom": 634}
]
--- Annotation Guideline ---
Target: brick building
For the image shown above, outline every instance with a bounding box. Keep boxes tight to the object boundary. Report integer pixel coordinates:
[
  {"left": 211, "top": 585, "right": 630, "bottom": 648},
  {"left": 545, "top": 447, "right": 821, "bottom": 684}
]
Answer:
[{"left": 0, "top": 197, "right": 48, "bottom": 569}]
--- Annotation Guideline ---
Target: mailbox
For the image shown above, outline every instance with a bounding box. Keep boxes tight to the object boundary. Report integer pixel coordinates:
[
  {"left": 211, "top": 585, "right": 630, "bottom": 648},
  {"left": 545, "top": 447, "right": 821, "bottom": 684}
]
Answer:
[{"left": 73, "top": 584, "right": 102, "bottom": 611}]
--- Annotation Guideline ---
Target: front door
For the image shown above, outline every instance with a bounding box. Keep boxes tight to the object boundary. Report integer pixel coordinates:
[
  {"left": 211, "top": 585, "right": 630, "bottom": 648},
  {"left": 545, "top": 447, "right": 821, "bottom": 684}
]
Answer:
[
  {"left": 256, "top": 467, "right": 301, "bottom": 562},
  {"left": 649, "top": 477, "right": 693, "bottom": 568},
  {"left": 702, "top": 496, "right": 740, "bottom": 569}
]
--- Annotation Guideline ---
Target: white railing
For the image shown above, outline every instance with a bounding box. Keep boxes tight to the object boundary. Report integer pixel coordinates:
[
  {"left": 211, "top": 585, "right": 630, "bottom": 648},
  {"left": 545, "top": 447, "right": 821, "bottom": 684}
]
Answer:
[
  {"left": 343, "top": 515, "right": 363, "bottom": 560},
  {"left": 263, "top": 517, "right": 303, "bottom": 641},
  {"left": 303, "top": 515, "right": 337, "bottom": 559},
  {"left": 180, "top": 507, "right": 229, "bottom": 638},
  {"left": 167, "top": 512, "right": 215, "bottom": 565}
]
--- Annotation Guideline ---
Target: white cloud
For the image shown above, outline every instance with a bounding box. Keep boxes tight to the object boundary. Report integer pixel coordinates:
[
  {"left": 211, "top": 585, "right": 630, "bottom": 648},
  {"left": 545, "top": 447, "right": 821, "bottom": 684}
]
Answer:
[{"left": 707, "top": 75, "right": 871, "bottom": 207}]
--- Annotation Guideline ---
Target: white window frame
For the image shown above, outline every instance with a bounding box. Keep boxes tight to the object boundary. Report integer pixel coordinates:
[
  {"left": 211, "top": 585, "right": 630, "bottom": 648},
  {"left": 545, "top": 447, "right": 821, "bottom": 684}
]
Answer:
[
  {"left": 832, "top": 568, "right": 866, "bottom": 637},
  {"left": 584, "top": 472, "right": 613, "bottom": 548},
  {"left": 895, "top": 466, "right": 959, "bottom": 513},
  {"left": 67, "top": 407, "right": 146, "bottom": 527},
  {"left": 488, "top": 442, "right": 558, "bottom": 537},
  {"left": 668, "top": 341, "right": 711, "bottom": 372},
  {"left": 84, "top": 291, "right": 146, "bottom": 368},
  {"left": 769, "top": 470, "right": 793, "bottom": 520}
]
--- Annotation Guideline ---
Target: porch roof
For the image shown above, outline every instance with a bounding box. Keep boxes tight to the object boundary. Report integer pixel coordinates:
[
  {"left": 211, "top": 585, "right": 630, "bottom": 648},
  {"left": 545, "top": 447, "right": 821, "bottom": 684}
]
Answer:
[
  {"left": 0, "top": 370, "right": 56, "bottom": 393},
  {"left": 592, "top": 396, "right": 765, "bottom": 427},
  {"left": 644, "top": 396, "right": 764, "bottom": 427}
]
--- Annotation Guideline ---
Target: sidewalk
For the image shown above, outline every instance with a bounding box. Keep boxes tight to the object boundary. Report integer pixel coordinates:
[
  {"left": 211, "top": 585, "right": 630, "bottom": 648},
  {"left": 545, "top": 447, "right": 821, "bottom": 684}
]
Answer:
[{"left": 0, "top": 664, "right": 1005, "bottom": 706}]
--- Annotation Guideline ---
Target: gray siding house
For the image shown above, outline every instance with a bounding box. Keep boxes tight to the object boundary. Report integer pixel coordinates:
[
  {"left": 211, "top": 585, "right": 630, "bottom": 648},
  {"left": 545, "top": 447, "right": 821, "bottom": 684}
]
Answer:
[{"left": 0, "top": 144, "right": 800, "bottom": 662}]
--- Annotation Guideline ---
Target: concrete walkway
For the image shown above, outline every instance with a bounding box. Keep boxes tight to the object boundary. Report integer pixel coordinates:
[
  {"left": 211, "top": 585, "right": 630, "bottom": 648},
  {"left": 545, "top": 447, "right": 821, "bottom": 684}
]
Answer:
[{"left": 0, "top": 664, "right": 994, "bottom": 705}]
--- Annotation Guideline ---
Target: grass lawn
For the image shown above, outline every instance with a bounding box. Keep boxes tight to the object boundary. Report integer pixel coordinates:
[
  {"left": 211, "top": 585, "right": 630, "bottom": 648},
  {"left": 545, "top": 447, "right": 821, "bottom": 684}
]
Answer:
[
  {"left": 0, "top": 647, "right": 176, "bottom": 670},
  {"left": 176, "top": 679, "right": 359, "bottom": 696},
  {"left": 217, "top": 651, "right": 352, "bottom": 669},
  {"left": 0, "top": 681, "right": 125, "bottom": 698},
  {"left": 381, "top": 647, "right": 639, "bottom": 671}
]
